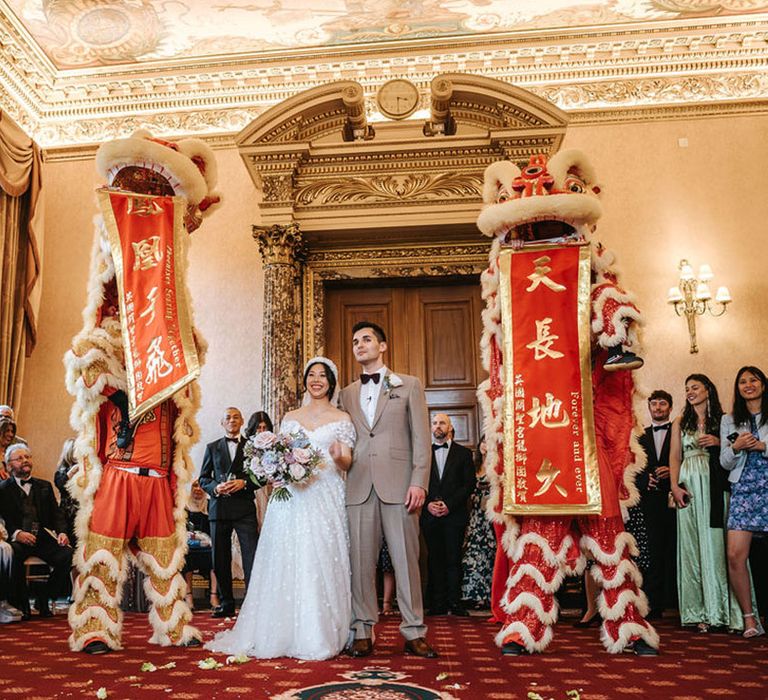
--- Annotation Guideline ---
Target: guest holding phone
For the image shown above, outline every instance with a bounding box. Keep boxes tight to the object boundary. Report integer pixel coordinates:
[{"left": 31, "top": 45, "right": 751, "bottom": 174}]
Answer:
[
  {"left": 720, "top": 365, "right": 768, "bottom": 638},
  {"left": 670, "top": 374, "right": 742, "bottom": 632}
]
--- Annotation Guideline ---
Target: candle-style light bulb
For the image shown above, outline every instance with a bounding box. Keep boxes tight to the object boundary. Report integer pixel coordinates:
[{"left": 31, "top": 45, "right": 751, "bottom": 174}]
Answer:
[
  {"left": 695, "top": 282, "right": 712, "bottom": 301},
  {"left": 715, "top": 286, "right": 732, "bottom": 304},
  {"left": 667, "top": 286, "right": 683, "bottom": 303}
]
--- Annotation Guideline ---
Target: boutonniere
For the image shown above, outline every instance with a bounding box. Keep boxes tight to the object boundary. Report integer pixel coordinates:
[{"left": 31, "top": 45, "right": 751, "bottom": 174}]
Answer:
[{"left": 383, "top": 373, "right": 403, "bottom": 396}]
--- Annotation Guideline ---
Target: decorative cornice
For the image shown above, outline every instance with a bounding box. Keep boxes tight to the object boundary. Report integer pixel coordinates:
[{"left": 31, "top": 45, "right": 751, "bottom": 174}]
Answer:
[
  {"left": 2, "top": 9, "right": 767, "bottom": 147},
  {"left": 294, "top": 173, "right": 483, "bottom": 207}
]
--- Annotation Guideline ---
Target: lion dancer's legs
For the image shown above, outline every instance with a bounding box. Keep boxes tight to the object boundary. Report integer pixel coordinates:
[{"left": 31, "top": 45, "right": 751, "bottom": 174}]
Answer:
[
  {"left": 131, "top": 473, "right": 199, "bottom": 647},
  {"left": 580, "top": 514, "right": 659, "bottom": 653},
  {"left": 69, "top": 468, "right": 198, "bottom": 652},
  {"left": 69, "top": 469, "right": 132, "bottom": 652},
  {"left": 496, "top": 516, "right": 581, "bottom": 654}
]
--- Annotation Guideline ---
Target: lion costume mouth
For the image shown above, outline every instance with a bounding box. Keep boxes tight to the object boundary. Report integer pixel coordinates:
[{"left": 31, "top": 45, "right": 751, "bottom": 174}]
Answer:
[{"left": 514, "top": 220, "right": 576, "bottom": 242}]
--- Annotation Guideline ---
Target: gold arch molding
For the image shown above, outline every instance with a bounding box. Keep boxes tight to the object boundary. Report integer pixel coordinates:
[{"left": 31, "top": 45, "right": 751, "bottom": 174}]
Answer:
[{"left": 240, "top": 74, "right": 568, "bottom": 416}]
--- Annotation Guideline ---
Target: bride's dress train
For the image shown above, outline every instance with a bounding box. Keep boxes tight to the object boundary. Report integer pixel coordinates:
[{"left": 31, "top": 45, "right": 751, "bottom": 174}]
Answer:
[{"left": 205, "top": 418, "right": 355, "bottom": 660}]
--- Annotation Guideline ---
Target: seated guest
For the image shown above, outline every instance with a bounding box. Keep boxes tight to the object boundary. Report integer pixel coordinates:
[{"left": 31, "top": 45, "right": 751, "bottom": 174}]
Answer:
[
  {"left": 638, "top": 389, "right": 677, "bottom": 619},
  {"left": 53, "top": 438, "right": 79, "bottom": 547},
  {"left": 0, "top": 444, "right": 73, "bottom": 619},
  {"left": 0, "top": 418, "right": 17, "bottom": 480},
  {"left": 720, "top": 365, "right": 768, "bottom": 638},
  {"left": 0, "top": 407, "right": 26, "bottom": 446},
  {"left": 183, "top": 480, "right": 217, "bottom": 610},
  {"left": 0, "top": 516, "right": 19, "bottom": 622},
  {"left": 421, "top": 414, "right": 475, "bottom": 616}
]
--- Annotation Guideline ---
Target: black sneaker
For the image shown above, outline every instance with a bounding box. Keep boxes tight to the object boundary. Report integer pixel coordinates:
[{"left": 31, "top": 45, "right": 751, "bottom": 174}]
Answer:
[
  {"left": 604, "top": 351, "right": 644, "bottom": 372},
  {"left": 501, "top": 641, "right": 528, "bottom": 656},
  {"left": 83, "top": 640, "right": 112, "bottom": 655}
]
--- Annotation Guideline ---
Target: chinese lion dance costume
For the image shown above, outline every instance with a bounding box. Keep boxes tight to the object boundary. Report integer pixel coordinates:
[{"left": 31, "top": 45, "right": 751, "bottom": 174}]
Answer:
[
  {"left": 64, "top": 131, "right": 220, "bottom": 653},
  {"left": 476, "top": 149, "right": 659, "bottom": 655}
]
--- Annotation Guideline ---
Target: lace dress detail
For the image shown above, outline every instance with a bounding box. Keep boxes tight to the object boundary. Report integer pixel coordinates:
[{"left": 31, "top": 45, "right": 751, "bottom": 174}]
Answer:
[{"left": 206, "top": 418, "right": 356, "bottom": 659}]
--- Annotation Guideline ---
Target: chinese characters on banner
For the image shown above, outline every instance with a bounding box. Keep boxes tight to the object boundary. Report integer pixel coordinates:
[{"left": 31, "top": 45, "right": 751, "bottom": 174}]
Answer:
[
  {"left": 499, "top": 244, "right": 601, "bottom": 514},
  {"left": 98, "top": 189, "right": 200, "bottom": 421}
]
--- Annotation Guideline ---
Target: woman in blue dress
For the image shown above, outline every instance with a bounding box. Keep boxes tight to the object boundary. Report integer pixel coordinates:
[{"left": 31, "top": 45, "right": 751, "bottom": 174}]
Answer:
[{"left": 720, "top": 365, "right": 768, "bottom": 638}]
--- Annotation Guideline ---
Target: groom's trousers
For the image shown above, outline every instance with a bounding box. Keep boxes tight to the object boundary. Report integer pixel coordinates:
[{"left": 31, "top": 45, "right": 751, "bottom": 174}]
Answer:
[{"left": 347, "top": 487, "right": 427, "bottom": 641}]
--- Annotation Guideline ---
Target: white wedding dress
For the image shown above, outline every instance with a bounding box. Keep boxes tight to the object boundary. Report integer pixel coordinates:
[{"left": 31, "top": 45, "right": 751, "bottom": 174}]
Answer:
[{"left": 205, "top": 418, "right": 355, "bottom": 660}]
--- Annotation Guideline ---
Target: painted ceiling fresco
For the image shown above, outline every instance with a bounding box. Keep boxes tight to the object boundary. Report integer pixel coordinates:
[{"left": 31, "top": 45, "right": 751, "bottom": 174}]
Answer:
[{"left": 8, "top": 0, "right": 768, "bottom": 69}]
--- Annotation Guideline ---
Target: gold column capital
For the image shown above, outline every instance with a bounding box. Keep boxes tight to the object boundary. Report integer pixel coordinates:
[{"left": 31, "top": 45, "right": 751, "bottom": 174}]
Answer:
[{"left": 252, "top": 222, "right": 305, "bottom": 265}]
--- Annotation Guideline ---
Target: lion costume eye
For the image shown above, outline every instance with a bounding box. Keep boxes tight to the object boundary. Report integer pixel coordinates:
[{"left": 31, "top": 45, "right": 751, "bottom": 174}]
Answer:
[{"left": 565, "top": 177, "right": 585, "bottom": 193}]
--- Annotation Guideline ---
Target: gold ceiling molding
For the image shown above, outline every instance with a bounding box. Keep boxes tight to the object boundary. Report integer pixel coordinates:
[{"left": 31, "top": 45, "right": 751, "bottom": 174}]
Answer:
[{"left": 2, "top": 9, "right": 767, "bottom": 147}]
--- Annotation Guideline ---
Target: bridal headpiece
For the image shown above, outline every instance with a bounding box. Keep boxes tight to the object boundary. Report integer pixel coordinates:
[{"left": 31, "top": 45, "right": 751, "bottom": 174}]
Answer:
[{"left": 302, "top": 356, "right": 340, "bottom": 407}]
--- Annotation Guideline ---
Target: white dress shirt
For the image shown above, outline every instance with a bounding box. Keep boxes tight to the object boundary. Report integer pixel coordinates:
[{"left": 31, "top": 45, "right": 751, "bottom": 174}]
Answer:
[
  {"left": 651, "top": 421, "right": 671, "bottom": 459},
  {"left": 360, "top": 366, "right": 387, "bottom": 427},
  {"left": 433, "top": 439, "right": 451, "bottom": 479},
  {"left": 226, "top": 435, "right": 241, "bottom": 462},
  {"left": 14, "top": 475, "right": 31, "bottom": 496}
]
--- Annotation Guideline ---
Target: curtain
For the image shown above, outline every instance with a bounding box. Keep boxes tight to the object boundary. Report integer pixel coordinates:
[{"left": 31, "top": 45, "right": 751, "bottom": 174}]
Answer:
[{"left": 0, "top": 111, "right": 44, "bottom": 410}]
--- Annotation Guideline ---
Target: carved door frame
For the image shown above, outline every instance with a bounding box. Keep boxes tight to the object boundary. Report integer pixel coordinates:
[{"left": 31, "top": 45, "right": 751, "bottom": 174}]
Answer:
[{"left": 240, "top": 74, "right": 568, "bottom": 419}]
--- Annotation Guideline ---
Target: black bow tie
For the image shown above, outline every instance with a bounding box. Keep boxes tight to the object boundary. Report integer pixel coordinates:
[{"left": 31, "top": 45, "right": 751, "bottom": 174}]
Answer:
[
  {"left": 653, "top": 423, "right": 671, "bottom": 432},
  {"left": 360, "top": 373, "right": 381, "bottom": 385},
  {"left": 226, "top": 437, "right": 240, "bottom": 443},
  {"left": 433, "top": 443, "right": 449, "bottom": 451}
]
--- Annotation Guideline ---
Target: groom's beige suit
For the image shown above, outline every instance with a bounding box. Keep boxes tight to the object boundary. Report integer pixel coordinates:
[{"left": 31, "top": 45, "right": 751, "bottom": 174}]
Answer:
[{"left": 340, "top": 370, "right": 431, "bottom": 641}]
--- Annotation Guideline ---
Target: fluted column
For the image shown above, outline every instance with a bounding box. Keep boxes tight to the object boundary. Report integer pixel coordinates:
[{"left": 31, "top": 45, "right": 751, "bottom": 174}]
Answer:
[{"left": 253, "top": 223, "right": 305, "bottom": 424}]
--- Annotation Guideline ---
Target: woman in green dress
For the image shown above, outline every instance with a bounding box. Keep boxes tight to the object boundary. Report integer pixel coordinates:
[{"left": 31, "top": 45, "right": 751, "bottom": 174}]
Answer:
[{"left": 669, "top": 373, "right": 743, "bottom": 632}]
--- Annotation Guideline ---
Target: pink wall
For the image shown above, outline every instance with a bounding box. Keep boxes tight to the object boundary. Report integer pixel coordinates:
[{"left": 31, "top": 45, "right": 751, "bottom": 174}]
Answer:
[{"left": 18, "top": 113, "right": 768, "bottom": 480}]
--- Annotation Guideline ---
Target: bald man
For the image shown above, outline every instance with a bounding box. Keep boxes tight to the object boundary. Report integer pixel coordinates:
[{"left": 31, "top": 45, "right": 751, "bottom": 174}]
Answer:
[
  {"left": 421, "top": 414, "right": 475, "bottom": 616},
  {"left": 199, "top": 407, "right": 259, "bottom": 617}
]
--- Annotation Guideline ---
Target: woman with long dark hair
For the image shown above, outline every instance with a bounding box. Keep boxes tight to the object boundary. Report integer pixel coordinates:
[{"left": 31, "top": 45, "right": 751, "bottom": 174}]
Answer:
[
  {"left": 244, "top": 411, "right": 274, "bottom": 438},
  {"left": 720, "top": 365, "right": 768, "bottom": 638},
  {"left": 669, "top": 373, "right": 742, "bottom": 632}
]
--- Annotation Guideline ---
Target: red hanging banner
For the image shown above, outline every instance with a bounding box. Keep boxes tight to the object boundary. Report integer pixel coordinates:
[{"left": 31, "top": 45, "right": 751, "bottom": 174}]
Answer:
[
  {"left": 499, "top": 243, "right": 601, "bottom": 514},
  {"left": 98, "top": 189, "right": 200, "bottom": 421}
]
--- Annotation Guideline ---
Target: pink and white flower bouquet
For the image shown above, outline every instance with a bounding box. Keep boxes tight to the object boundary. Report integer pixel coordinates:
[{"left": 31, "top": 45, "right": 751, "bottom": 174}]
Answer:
[{"left": 243, "top": 430, "right": 323, "bottom": 502}]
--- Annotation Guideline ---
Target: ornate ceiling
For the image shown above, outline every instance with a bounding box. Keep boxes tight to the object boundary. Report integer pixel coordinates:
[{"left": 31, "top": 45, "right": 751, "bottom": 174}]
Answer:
[{"left": 1, "top": 1, "right": 768, "bottom": 148}]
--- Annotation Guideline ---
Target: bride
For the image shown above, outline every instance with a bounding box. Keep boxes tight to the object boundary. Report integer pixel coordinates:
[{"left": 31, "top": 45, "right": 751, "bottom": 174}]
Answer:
[{"left": 205, "top": 357, "right": 355, "bottom": 660}]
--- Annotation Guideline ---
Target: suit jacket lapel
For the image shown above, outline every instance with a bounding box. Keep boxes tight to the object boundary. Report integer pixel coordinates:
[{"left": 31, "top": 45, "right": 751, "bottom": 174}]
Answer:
[
  {"left": 370, "top": 373, "right": 392, "bottom": 430},
  {"left": 345, "top": 381, "right": 367, "bottom": 429},
  {"left": 439, "top": 443, "right": 456, "bottom": 483},
  {"left": 220, "top": 438, "right": 233, "bottom": 473}
]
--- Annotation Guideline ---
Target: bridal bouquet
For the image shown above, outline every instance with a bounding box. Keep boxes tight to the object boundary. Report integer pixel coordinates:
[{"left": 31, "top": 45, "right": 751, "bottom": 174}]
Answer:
[{"left": 243, "top": 430, "right": 323, "bottom": 502}]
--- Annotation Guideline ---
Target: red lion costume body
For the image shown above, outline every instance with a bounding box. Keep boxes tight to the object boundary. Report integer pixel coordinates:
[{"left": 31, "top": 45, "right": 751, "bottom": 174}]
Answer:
[
  {"left": 64, "top": 131, "right": 220, "bottom": 653},
  {"left": 476, "top": 150, "right": 659, "bottom": 655}
]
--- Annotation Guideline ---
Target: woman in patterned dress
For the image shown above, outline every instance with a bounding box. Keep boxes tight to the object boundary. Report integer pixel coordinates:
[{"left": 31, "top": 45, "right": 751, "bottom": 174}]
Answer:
[
  {"left": 461, "top": 436, "right": 496, "bottom": 609},
  {"left": 721, "top": 365, "right": 768, "bottom": 638}
]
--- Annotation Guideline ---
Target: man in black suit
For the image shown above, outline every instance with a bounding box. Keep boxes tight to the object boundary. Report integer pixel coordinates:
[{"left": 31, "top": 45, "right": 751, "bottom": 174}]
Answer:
[
  {"left": 637, "top": 389, "right": 677, "bottom": 619},
  {"left": 0, "top": 444, "right": 73, "bottom": 619},
  {"left": 199, "top": 407, "right": 258, "bottom": 617},
  {"left": 421, "top": 414, "right": 475, "bottom": 616}
]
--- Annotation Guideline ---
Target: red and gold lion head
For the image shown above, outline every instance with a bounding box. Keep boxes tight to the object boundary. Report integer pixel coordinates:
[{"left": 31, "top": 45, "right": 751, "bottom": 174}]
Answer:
[{"left": 477, "top": 150, "right": 602, "bottom": 247}]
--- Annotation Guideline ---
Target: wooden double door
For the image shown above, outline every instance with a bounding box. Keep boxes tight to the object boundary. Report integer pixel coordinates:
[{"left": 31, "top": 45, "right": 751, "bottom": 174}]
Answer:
[{"left": 325, "top": 280, "right": 485, "bottom": 448}]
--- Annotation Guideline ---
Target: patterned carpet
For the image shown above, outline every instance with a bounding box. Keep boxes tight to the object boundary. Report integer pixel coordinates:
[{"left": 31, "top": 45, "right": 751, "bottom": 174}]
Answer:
[{"left": 2, "top": 611, "right": 767, "bottom": 699}]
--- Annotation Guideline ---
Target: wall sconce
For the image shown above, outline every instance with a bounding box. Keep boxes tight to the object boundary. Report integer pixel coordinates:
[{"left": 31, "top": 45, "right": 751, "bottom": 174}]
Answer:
[{"left": 667, "top": 259, "right": 731, "bottom": 354}]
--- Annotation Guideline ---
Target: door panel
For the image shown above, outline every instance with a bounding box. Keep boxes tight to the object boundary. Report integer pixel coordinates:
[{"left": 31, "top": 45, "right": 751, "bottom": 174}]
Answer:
[{"left": 324, "top": 281, "right": 485, "bottom": 448}]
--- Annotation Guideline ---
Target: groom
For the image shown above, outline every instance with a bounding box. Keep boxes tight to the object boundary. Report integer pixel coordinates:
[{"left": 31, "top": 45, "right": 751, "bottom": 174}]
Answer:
[{"left": 340, "top": 321, "right": 437, "bottom": 658}]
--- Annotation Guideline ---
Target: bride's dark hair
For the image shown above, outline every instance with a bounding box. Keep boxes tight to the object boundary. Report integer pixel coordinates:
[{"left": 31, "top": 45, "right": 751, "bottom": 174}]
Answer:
[{"left": 303, "top": 361, "right": 337, "bottom": 400}]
